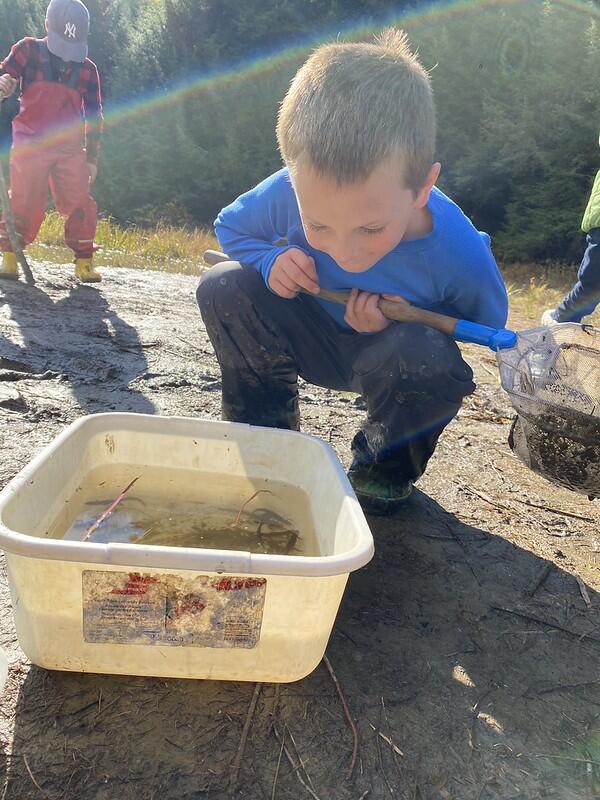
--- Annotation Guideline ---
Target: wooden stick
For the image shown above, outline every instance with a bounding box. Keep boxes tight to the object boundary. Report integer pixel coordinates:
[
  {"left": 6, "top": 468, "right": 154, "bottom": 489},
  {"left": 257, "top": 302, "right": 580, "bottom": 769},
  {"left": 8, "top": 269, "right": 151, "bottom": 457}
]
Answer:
[
  {"left": 511, "top": 497, "right": 594, "bottom": 523},
  {"left": 203, "top": 250, "right": 459, "bottom": 338},
  {"left": 576, "top": 576, "right": 592, "bottom": 609},
  {"left": 271, "top": 731, "right": 285, "bottom": 800},
  {"left": 81, "top": 476, "right": 140, "bottom": 541},
  {"left": 23, "top": 755, "right": 52, "bottom": 798},
  {"left": 323, "top": 654, "right": 358, "bottom": 779},
  {"left": 285, "top": 726, "right": 317, "bottom": 793},
  {"left": 491, "top": 606, "right": 600, "bottom": 644},
  {"left": 368, "top": 723, "right": 404, "bottom": 756},
  {"left": 229, "top": 682, "right": 262, "bottom": 797},
  {"left": 272, "top": 724, "right": 322, "bottom": 800},
  {"left": 527, "top": 562, "right": 552, "bottom": 597}
]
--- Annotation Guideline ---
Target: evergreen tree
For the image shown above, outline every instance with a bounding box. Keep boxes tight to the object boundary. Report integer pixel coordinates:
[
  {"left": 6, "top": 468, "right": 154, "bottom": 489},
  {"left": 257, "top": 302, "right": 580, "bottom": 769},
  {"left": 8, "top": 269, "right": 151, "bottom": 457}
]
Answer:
[{"left": 1, "top": 0, "right": 599, "bottom": 262}]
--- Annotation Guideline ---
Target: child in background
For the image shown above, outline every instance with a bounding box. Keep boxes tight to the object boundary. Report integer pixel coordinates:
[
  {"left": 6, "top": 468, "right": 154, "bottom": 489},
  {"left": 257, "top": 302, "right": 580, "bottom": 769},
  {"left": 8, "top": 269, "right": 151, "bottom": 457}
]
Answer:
[
  {"left": 542, "top": 132, "right": 600, "bottom": 325},
  {"left": 0, "top": 0, "right": 103, "bottom": 283},
  {"left": 197, "top": 30, "right": 508, "bottom": 514}
]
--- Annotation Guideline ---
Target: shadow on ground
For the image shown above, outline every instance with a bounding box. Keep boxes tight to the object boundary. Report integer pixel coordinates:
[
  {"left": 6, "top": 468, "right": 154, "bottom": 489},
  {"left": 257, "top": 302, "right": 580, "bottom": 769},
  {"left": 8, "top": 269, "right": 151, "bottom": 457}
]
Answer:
[
  {"left": 2, "top": 490, "right": 599, "bottom": 800},
  {"left": 0, "top": 278, "right": 155, "bottom": 414}
]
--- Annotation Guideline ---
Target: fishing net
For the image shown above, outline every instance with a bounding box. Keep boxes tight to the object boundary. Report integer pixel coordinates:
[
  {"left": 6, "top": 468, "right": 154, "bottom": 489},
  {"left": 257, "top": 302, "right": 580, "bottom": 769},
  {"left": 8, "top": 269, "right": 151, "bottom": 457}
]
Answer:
[{"left": 497, "top": 323, "right": 600, "bottom": 498}]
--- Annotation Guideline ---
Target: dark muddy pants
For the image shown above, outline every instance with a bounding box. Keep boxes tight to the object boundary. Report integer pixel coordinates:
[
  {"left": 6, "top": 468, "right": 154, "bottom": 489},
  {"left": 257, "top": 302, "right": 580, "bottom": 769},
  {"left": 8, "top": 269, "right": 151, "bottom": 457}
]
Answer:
[{"left": 197, "top": 262, "right": 475, "bottom": 483}]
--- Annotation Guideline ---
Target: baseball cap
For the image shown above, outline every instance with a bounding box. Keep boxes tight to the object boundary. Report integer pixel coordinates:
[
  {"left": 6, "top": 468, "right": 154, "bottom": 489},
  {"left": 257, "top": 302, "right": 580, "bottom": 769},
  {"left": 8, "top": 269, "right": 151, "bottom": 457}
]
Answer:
[{"left": 46, "top": 0, "right": 90, "bottom": 63}]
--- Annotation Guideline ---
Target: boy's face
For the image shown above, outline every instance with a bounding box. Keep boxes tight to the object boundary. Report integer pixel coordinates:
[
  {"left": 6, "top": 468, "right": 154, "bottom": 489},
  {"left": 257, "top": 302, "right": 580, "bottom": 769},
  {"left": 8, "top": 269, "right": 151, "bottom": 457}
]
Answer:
[{"left": 292, "top": 156, "right": 440, "bottom": 273}]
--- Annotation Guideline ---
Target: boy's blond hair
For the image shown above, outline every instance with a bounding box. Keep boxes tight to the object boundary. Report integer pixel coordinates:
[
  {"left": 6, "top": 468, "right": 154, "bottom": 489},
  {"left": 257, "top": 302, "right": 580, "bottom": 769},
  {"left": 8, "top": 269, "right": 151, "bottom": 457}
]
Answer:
[{"left": 277, "top": 29, "right": 435, "bottom": 192}]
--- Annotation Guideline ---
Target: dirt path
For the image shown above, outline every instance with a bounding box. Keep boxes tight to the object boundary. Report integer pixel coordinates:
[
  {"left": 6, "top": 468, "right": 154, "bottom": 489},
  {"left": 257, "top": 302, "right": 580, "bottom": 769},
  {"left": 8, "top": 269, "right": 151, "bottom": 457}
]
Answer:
[{"left": 1, "top": 262, "right": 599, "bottom": 800}]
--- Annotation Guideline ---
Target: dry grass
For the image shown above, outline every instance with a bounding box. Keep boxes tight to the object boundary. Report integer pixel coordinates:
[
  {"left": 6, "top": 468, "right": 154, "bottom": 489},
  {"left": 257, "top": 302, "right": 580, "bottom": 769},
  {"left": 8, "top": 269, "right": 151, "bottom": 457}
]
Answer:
[
  {"left": 502, "top": 262, "right": 600, "bottom": 328},
  {"left": 34, "top": 211, "right": 219, "bottom": 276}
]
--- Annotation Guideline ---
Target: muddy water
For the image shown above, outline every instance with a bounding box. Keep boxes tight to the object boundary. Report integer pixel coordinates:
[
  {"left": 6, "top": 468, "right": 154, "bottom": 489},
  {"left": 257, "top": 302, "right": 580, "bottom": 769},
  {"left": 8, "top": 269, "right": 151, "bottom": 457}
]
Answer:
[{"left": 48, "top": 464, "right": 319, "bottom": 556}]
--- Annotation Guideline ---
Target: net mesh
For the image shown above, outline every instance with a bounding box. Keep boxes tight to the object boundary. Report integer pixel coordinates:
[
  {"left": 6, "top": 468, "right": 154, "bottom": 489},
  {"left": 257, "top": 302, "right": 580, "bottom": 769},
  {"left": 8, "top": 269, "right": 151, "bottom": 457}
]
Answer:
[{"left": 498, "top": 324, "right": 600, "bottom": 497}]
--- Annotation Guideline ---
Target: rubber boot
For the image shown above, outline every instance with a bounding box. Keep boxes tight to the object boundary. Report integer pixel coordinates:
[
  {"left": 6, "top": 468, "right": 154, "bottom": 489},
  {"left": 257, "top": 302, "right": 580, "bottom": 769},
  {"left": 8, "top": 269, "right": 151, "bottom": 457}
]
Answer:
[
  {"left": 0, "top": 252, "right": 19, "bottom": 280},
  {"left": 74, "top": 257, "right": 101, "bottom": 283}
]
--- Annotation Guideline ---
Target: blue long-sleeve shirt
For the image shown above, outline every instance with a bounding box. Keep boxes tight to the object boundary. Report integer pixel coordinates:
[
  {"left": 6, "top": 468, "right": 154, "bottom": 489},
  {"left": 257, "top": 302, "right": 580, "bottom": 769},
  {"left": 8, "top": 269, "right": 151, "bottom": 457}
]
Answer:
[{"left": 215, "top": 168, "right": 508, "bottom": 330}]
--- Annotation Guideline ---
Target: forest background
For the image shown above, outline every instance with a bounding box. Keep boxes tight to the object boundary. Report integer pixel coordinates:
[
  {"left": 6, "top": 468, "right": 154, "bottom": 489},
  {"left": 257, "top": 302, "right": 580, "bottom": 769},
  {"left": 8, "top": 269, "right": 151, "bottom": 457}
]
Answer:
[{"left": 0, "top": 0, "right": 599, "bottom": 263}]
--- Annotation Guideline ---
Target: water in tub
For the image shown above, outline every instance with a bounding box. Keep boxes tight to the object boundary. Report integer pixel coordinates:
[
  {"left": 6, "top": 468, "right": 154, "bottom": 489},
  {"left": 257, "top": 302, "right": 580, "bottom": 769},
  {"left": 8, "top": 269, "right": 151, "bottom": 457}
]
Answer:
[{"left": 48, "top": 465, "right": 320, "bottom": 556}]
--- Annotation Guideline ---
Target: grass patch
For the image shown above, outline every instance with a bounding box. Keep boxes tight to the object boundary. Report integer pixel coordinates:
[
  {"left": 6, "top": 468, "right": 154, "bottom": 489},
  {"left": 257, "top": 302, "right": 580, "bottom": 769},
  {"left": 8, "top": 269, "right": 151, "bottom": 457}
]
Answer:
[
  {"left": 501, "top": 261, "right": 599, "bottom": 327},
  {"left": 34, "top": 211, "right": 219, "bottom": 276}
]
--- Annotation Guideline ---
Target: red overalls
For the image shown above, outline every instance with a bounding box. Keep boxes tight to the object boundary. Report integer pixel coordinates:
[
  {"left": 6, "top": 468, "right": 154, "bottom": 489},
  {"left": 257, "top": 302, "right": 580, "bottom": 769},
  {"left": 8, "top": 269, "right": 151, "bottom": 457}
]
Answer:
[{"left": 0, "top": 43, "right": 97, "bottom": 258}]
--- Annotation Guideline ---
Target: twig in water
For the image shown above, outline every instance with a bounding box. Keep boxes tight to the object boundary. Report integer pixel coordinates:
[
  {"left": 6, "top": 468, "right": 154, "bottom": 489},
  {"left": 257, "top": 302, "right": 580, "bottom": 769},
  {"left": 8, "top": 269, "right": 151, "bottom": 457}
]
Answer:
[
  {"left": 229, "top": 682, "right": 262, "bottom": 798},
  {"left": 323, "top": 654, "right": 358, "bottom": 779},
  {"left": 81, "top": 476, "right": 140, "bottom": 541},
  {"left": 232, "top": 490, "right": 273, "bottom": 527},
  {"left": 272, "top": 724, "right": 322, "bottom": 800}
]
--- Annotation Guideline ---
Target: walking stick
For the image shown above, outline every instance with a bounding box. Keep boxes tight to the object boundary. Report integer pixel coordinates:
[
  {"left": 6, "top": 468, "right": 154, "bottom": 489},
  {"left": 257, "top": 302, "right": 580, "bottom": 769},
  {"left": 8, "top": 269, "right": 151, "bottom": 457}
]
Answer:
[{"left": 0, "top": 97, "right": 35, "bottom": 285}]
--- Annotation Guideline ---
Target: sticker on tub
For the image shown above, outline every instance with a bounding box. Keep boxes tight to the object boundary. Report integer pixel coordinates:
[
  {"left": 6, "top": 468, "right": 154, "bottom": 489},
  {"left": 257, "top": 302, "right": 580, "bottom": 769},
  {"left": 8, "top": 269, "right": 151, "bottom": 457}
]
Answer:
[{"left": 82, "top": 571, "right": 266, "bottom": 648}]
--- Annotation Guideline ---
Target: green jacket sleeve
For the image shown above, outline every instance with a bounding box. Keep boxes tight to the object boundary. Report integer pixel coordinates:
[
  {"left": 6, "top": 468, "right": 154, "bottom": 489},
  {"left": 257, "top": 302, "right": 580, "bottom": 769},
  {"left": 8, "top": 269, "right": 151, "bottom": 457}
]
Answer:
[
  {"left": 582, "top": 132, "right": 600, "bottom": 232},
  {"left": 582, "top": 168, "right": 600, "bottom": 232}
]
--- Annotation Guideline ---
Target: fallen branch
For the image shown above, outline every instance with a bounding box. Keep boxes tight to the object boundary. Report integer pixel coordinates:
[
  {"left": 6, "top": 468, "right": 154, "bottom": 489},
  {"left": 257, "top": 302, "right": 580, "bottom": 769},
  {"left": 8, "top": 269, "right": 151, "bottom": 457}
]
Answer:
[
  {"left": 491, "top": 606, "right": 600, "bottom": 644},
  {"left": 576, "top": 576, "right": 592, "bottom": 609},
  {"left": 532, "top": 679, "right": 600, "bottom": 696},
  {"left": 272, "top": 724, "right": 322, "bottom": 800},
  {"left": 526, "top": 562, "right": 552, "bottom": 597},
  {"left": 286, "top": 727, "right": 317, "bottom": 793},
  {"left": 81, "top": 476, "right": 140, "bottom": 541},
  {"left": 271, "top": 731, "right": 285, "bottom": 800},
  {"left": 323, "top": 654, "right": 358, "bottom": 779},
  {"left": 368, "top": 723, "right": 404, "bottom": 757},
  {"left": 229, "top": 682, "right": 262, "bottom": 797},
  {"left": 532, "top": 753, "right": 600, "bottom": 767},
  {"left": 511, "top": 496, "right": 595, "bottom": 523},
  {"left": 23, "top": 755, "right": 52, "bottom": 798}
]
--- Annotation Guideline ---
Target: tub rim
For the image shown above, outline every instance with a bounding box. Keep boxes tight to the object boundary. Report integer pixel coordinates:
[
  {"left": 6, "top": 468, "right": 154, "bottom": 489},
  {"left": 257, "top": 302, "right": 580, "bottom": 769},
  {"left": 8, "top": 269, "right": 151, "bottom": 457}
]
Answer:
[{"left": 0, "top": 413, "right": 374, "bottom": 578}]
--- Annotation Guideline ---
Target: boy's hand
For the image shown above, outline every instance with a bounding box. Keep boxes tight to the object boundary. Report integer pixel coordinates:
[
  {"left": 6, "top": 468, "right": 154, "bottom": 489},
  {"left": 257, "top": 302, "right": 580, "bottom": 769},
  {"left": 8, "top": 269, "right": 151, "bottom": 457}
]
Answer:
[
  {"left": 269, "top": 248, "right": 319, "bottom": 298},
  {"left": 0, "top": 75, "right": 17, "bottom": 99},
  {"left": 87, "top": 163, "right": 98, "bottom": 184},
  {"left": 344, "top": 288, "right": 390, "bottom": 333}
]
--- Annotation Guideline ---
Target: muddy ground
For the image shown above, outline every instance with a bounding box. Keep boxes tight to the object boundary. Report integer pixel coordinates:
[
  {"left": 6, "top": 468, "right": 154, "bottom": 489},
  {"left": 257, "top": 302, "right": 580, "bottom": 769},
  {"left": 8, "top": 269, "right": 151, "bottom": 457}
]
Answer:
[{"left": 1, "top": 261, "right": 600, "bottom": 800}]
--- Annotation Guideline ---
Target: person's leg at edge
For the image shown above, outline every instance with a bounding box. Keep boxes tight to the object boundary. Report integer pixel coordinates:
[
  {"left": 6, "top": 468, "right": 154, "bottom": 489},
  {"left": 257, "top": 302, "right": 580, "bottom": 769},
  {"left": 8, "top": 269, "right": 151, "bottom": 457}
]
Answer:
[
  {"left": 50, "top": 150, "right": 100, "bottom": 282},
  {"left": 0, "top": 148, "right": 51, "bottom": 279},
  {"left": 348, "top": 323, "right": 476, "bottom": 514},
  {"left": 545, "top": 228, "right": 600, "bottom": 323}
]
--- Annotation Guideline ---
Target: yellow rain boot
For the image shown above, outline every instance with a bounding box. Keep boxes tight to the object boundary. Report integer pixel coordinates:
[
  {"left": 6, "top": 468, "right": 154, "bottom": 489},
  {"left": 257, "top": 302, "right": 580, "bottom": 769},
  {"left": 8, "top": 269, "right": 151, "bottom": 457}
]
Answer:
[
  {"left": 0, "top": 252, "right": 18, "bottom": 280},
  {"left": 74, "top": 257, "right": 101, "bottom": 283}
]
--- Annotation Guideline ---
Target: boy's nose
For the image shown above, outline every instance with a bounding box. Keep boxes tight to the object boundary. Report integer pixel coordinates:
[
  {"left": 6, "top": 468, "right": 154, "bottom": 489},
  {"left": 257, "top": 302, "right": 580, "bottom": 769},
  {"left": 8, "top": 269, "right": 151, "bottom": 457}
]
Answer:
[{"left": 329, "top": 243, "right": 357, "bottom": 269}]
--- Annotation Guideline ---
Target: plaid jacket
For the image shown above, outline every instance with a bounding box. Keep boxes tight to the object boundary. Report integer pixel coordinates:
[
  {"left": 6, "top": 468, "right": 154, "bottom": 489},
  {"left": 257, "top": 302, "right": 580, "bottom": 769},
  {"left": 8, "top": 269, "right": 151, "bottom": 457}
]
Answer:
[{"left": 0, "top": 37, "right": 103, "bottom": 163}]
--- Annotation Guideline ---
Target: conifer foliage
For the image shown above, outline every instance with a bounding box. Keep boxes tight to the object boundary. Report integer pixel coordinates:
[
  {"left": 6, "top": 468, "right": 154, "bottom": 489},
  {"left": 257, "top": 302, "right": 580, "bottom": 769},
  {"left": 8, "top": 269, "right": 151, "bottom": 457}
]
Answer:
[{"left": 0, "top": 0, "right": 598, "bottom": 261}]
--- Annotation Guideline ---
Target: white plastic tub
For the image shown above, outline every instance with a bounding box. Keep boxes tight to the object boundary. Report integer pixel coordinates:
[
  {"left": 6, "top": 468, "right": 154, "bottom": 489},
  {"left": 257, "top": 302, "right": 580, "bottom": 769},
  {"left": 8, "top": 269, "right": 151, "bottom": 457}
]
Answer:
[{"left": 0, "top": 414, "right": 373, "bottom": 682}]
